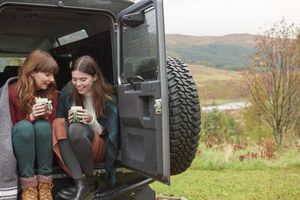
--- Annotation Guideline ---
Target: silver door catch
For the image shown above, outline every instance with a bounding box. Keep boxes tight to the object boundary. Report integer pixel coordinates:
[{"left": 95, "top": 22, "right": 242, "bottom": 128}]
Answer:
[{"left": 154, "top": 99, "right": 162, "bottom": 115}]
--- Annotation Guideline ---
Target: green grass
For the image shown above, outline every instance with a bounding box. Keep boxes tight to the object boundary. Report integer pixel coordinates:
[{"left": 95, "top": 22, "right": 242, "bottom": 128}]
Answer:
[
  {"left": 151, "top": 146, "right": 300, "bottom": 200},
  {"left": 193, "top": 145, "right": 300, "bottom": 170},
  {"left": 165, "top": 63, "right": 300, "bottom": 199}
]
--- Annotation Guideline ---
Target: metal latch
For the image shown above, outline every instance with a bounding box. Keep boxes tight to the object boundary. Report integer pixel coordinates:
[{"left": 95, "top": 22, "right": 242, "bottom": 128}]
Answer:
[
  {"left": 154, "top": 99, "right": 162, "bottom": 115},
  {"left": 58, "top": 1, "right": 64, "bottom": 7}
]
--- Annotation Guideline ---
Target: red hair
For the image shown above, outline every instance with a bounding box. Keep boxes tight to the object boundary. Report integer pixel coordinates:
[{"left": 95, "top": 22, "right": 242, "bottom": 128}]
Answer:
[{"left": 16, "top": 50, "right": 59, "bottom": 114}]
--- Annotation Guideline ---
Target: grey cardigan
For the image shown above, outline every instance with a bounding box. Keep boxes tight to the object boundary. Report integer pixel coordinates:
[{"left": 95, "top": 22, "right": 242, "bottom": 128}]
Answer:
[{"left": 0, "top": 78, "right": 18, "bottom": 200}]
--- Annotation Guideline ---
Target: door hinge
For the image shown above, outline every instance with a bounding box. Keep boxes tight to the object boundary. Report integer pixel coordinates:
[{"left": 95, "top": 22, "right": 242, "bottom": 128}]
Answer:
[
  {"left": 57, "top": 0, "right": 64, "bottom": 7},
  {"left": 154, "top": 98, "right": 162, "bottom": 115},
  {"left": 114, "top": 23, "right": 118, "bottom": 33}
]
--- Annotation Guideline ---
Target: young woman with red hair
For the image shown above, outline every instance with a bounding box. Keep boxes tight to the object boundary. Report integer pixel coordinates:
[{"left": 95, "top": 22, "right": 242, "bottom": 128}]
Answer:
[{"left": 9, "top": 50, "right": 59, "bottom": 200}]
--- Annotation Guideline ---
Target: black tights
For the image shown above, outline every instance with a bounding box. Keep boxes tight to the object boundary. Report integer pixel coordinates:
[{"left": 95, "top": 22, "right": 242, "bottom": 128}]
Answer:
[{"left": 58, "top": 123, "right": 94, "bottom": 179}]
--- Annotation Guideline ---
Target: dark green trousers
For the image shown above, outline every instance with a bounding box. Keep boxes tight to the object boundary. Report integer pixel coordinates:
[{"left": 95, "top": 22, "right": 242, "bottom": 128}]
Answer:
[{"left": 12, "top": 120, "right": 53, "bottom": 178}]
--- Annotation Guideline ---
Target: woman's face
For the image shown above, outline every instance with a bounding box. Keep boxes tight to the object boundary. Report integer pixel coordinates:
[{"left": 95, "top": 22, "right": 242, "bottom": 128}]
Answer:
[
  {"left": 71, "top": 70, "right": 96, "bottom": 95},
  {"left": 31, "top": 71, "right": 54, "bottom": 90}
]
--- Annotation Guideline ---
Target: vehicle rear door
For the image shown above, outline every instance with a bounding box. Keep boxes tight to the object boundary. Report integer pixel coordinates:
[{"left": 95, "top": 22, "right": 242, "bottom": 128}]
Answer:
[{"left": 117, "top": 0, "right": 170, "bottom": 184}]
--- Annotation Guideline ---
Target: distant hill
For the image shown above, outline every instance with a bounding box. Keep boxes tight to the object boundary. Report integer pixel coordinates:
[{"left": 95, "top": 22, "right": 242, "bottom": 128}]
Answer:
[
  {"left": 166, "top": 34, "right": 257, "bottom": 70},
  {"left": 188, "top": 63, "right": 245, "bottom": 105}
]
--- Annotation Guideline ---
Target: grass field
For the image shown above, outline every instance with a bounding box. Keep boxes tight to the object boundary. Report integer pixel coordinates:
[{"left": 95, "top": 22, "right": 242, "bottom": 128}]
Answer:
[
  {"left": 187, "top": 64, "right": 246, "bottom": 105},
  {"left": 151, "top": 146, "right": 300, "bottom": 200},
  {"left": 155, "top": 64, "right": 300, "bottom": 199}
]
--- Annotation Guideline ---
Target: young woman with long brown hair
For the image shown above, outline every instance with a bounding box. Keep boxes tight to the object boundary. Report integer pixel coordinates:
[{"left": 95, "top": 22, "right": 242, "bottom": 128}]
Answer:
[
  {"left": 9, "top": 50, "right": 59, "bottom": 200},
  {"left": 52, "top": 55, "right": 118, "bottom": 200}
]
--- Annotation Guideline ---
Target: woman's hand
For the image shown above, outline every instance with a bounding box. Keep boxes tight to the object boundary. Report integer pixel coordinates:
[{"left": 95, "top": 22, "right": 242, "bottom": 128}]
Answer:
[
  {"left": 77, "top": 109, "right": 93, "bottom": 124},
  {"left": 68, "top": 108, "right": 92, "bottom": 124},
  {"left": 30, "top": 103, "right": 49, "bottom": 121},
  {"left": 68, "top": 110, "right": 75, "bottom": 123}
]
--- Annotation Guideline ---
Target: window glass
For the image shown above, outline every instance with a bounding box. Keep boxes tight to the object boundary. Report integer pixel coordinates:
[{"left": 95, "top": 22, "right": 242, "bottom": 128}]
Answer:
[
  {"left": 58, "top": 29, "right": 88, "bottom": 46},
  {"left": 0, "top": 57, "right": 24, "bottom": 72},
  {"left": 121, "top": 7, "right": 158, "bottom": 82}
]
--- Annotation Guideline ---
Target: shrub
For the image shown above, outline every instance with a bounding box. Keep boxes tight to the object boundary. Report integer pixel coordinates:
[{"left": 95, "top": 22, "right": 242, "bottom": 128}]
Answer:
[{"left": 202, "top": 109, "right": 242, "bottom": 145}]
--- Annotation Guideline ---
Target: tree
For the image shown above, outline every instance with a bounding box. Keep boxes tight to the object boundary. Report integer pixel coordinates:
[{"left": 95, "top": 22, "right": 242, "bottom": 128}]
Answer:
[
  {"left": 295, "top": 32, "right": 300, "bottom": 138},
  {"left": 242, "top": 19, "right": 300, "bottom": 146}
]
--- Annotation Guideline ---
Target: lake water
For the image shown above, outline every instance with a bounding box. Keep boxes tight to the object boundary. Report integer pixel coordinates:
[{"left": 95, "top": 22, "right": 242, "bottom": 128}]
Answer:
[{"left": 202, "top": 101, "right": 249, "bottom": 112}]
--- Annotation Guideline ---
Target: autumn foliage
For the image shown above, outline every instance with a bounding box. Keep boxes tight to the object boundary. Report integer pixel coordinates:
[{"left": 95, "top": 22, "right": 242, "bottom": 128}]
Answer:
[{"left": 242, "top": 19, "right": 300, "bottom": 146}]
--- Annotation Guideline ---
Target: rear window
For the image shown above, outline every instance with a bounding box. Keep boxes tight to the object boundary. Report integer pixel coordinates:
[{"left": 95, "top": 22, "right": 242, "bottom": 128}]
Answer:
[
  {"left": 58, "top": 29, "right": 88, "bottom": 46},
  {"left": 121, "top": 7, "right": 158, "bottom": 82},
  {"left": 0, "top": 57, "right": 24, "bottom": 72}
]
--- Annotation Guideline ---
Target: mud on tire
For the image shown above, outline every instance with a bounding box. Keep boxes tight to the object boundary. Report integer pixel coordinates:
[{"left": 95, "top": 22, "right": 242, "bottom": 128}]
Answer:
[{"left": 167, "top": 57, "right": 201, "bottom": 175}]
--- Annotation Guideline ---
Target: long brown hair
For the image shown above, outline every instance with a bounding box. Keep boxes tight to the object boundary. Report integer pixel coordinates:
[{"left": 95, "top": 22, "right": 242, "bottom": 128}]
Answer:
[
  {"left": 16, "top": 50, "right": 59, "bottom": 114},
  {"left": 71, "top": 55, "right": 113, "bottom": 117}
]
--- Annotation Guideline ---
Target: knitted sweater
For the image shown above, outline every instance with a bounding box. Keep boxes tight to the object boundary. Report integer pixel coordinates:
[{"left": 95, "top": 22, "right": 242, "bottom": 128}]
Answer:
[
  {"left": 8, "top": 82, "right": 58, "bottom": 125},
  {"left": 0, "top": 77, "right": 18, "bottom": 200}
]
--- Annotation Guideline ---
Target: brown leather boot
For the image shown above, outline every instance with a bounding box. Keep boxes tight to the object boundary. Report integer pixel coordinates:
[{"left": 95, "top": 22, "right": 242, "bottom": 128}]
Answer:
[
  {"left": 21, "top": 187, "right": 38, "bottom": 200},
  {"left": 38, "top": 182, "right": 53, "bottom": 200},
  {"left": 20, "top": 176, "right": 38, "bottom": 200}
]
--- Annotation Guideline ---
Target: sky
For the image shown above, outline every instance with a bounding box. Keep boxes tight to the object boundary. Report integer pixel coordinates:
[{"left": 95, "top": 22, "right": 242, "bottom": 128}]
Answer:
[{"left": 162, "top": 0, "right": 300, "bottom": 36}]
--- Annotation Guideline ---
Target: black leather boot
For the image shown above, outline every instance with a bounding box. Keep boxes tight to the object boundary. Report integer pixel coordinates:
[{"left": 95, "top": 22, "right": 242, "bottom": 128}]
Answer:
[
  {"left": 86, "top": 174, "right": 96, "bottom": 192},
  {"left": 56, "top": 176, "right": 96, "bottom": 200},
  {"left": 73, "top": 178, "right": 89, "bottom": 200},
  {"left": 57, "top": 185, "right": 76, "bottom": 200}
]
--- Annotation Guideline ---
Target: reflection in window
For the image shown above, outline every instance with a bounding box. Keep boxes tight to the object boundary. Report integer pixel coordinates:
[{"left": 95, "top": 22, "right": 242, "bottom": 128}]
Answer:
[
  {"left": 58, "top": 29, "right": 88, "bottom": 46},
  {"left": 121, "top": 7, "right": 158, "bottom": 82}
]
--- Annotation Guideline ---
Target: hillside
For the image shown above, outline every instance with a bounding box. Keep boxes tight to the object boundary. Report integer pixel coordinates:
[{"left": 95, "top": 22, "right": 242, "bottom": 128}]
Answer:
[
  {"left": 166, "top": 34, "right": 257, "bottom": 70},
  {"left": 188, "top": 64, "right": 245, "bottom": 105}
]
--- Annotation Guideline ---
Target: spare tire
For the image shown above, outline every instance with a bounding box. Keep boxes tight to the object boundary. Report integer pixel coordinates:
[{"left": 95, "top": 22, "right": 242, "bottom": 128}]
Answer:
[{"left": 167, "top": 57, "right": 201, "bottom": 175}]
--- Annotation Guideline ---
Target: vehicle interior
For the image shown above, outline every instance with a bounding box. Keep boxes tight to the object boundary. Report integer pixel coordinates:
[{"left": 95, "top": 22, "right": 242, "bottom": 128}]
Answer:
[
  {"left": 0, "top": 5, "right": 115, "bottom": 89},
  {"left": 0, "top": 5, "right": 150, "bottom": 195},
  {"left": 0, "top": 2, "right": 174, "bottom": 197},
  {"left": 0, "top": 2, "right": 163, "bottom": 187},
  {"left": 0, "top": 4, "right": 120, "bottom": 184}
]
